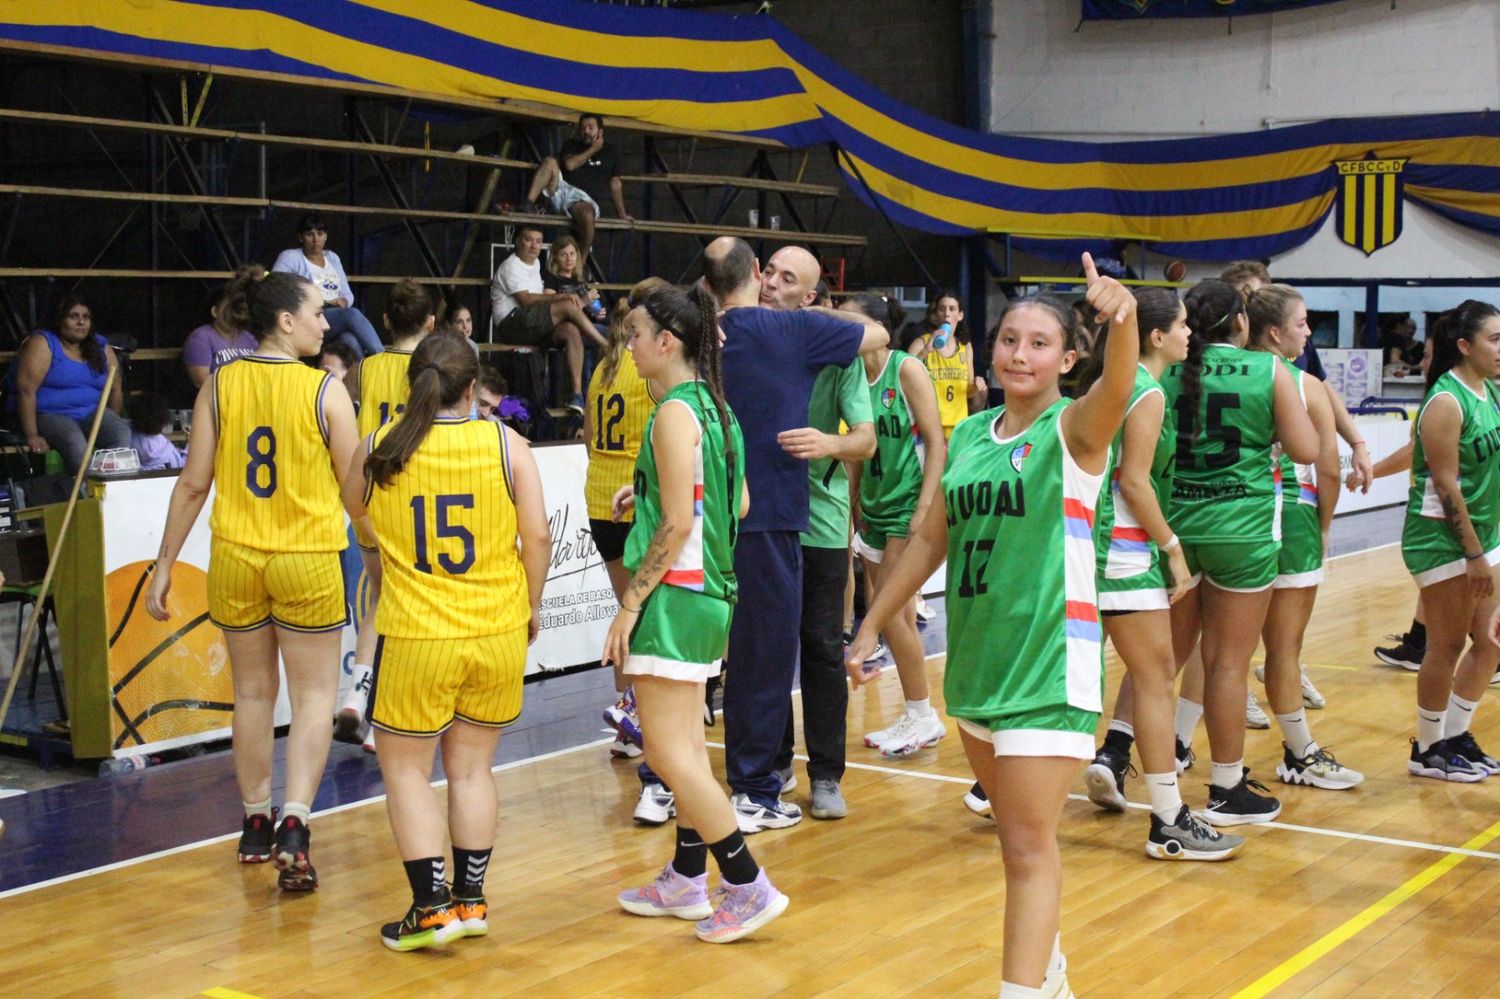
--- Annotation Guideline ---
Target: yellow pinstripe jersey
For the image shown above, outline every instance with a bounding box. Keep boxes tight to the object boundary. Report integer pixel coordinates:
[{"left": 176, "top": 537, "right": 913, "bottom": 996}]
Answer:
[
  {"left": 367, "top": 417, "right": 528, "bottom": 639},
  {"left": 584, "top": 351, "right": 655, "bottom": 521},
  {"left": 356, "top": 348, "right": 414, "bottom": 438},
  {"left": 923, "top": 340, "right": 970, "bottom": 439},
  {"left": 209, "top": 356, "right": 346, "bottom": 552}
]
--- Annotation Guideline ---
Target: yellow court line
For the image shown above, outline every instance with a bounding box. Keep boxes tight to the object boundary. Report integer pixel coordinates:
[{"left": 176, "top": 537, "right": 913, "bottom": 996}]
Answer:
[
  {"left": 203, "top": 987, "right": 267, "bottom": 999},
  {"left": 1231, "top": 819, "right": 1500, "bottom": 999},
  {"left": 1250, "top": 659, "right": 1360, "bottom": 673}
]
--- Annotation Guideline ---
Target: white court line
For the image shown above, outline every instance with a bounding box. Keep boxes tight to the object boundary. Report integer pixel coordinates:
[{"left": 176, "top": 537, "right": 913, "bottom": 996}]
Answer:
[
  {"left": 707, "top": 741, "right": 1500, "bottom": 864},
  {"left": 0, "top": 736, "right": 616, "bottom": 900}
]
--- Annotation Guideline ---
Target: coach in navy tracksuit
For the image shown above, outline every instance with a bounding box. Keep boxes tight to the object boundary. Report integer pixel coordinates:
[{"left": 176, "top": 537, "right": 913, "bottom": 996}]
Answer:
[{"left": 700, "top": 236, "right": 887, "bottom": 832}]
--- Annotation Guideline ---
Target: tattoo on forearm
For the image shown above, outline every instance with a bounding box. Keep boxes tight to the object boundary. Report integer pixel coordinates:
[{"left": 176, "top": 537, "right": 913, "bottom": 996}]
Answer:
[
  {"left": 1440, "top": 491, "right": 1475, "bottom": 549},
  {"left": 626, "top": 521, "right": 676, "bottom": 605}
]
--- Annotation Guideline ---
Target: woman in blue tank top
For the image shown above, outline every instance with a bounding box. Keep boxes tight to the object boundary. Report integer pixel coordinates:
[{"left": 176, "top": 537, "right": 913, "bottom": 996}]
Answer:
[{"left": 12, "top": 296, "right": 130, "bottom": 473}]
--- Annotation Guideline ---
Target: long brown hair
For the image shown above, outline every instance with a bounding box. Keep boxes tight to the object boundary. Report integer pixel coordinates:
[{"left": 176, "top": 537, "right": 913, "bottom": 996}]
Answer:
[
  {"left": 599, "top": 277, "right": 670, "bottom": 390},
  {"left": 641, "top": 284, "right": 733, "bottom": 471},
  {"left": 53, "top": 295, "right": 105, "bottom": 373},
  {"left": 365, "top": 332, "right": 479, "bottom": 487}
]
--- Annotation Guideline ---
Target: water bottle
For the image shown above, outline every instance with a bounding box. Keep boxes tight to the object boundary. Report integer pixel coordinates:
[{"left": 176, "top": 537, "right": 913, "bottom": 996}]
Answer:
[
  {"left": 99, "top": 755, "right": 150, "bottom": 776},
  {"left": 931, "top": 321, "right": 953, "bottom": 351},
  {"left": 588, "top": 297, "right": 606, "bottom": 321}
]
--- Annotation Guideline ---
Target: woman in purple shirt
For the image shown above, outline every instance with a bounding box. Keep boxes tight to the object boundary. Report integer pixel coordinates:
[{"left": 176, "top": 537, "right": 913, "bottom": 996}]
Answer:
[{"left": 182, "top": 269, "right": 260, "bottom": 388}]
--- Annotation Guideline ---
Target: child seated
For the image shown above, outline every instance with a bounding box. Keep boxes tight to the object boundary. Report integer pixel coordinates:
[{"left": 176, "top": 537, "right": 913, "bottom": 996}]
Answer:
[{"left": 128, "top": 393, "right": 184, "bottom": 471}]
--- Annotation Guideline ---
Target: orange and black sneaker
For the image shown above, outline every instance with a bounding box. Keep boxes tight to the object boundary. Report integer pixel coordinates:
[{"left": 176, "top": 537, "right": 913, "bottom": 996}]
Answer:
[
  {"left": 381, "top": 889, "right": 463, "bottom": 951},
  {"left": 237, "top": 809, "right": 277, "bottom": 864},
  {"left": 453, "top": 890, "right": 489, "bottom": 937},
  {"left": 273, "top": 815, "right": 318, "bottom": 891}
]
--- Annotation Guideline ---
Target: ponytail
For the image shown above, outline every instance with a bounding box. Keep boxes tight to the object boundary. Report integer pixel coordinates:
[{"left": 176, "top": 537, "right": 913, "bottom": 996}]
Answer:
[
  {"left": 1075, "top": 286, "right": 1179, "bottom": 395},
  {"left": 1428, "top": 299, "right": 1500, "bottom": 392},
  {"left": 1245, "top": 283, "right": 1303, "bottom": 349},
  {"left": 365, "top": 332, "right": 478, "bottom": 487},
  {"left": 1180, "top": 279, "right": 1245, "bottom": 441},
  {"left": 600, "top": 276, "right": 670, "bottom": 390},
  {"left": 245, "top": 270, "right": 313, "bottom": 342},
  {"left": 641, "top": 282, "right": 736, "bottom": 474}
]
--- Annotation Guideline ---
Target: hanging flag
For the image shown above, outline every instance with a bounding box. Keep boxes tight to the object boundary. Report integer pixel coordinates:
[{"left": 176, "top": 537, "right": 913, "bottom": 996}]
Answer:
[{"left": 1334, "top": 154, "right": 1407, "bottom": 255}]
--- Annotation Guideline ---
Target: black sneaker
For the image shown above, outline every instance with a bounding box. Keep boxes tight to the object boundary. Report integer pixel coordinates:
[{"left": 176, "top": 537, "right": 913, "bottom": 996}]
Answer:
[
  {"left": 273, "top": 815, "right": 318, "bottom": 891},
  {"left": 1083, "top": 744, "right": 1134, "bottom": 812},
  {"left": 1175, "top": 739, "right": 1195, "bottom": 775},
  {"left": 1374, "top": 636, "right": 1424, "bottom": 671},
  {"left": 962, "top": 781, "right": 991, "bottom": 817},
  {"left": 1445, "top": 732, "right": 1500, "bottom": 776},
  {"left": 237, "top": 808, "right": 277, "bottom": 864},
  {"left": 1408, "top": 737, "right": 1486, "bottom": 782},
  {"left": 1201, "top": 768, "right": 1281, "bottom": 826},
  {"left": 380, "top": 888, "right": 463, "bottom": 952},
  {"left": 1147, "top": 804, "right": 1244, "bottom": 861}
]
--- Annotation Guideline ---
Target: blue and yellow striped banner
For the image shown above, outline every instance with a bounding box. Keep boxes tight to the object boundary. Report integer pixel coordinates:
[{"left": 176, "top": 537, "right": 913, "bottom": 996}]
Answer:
[{"left": 1, "top": 0, "right": 1497, "bottom": 259}]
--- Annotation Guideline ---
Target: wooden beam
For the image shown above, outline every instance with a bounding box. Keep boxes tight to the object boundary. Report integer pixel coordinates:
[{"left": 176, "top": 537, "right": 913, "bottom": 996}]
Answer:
[
  {"left": 0, "top": 267, "right": 489, "bottom": 286},
  {"left": 621, "top": 172, "right": 839, "bottom": 198}
]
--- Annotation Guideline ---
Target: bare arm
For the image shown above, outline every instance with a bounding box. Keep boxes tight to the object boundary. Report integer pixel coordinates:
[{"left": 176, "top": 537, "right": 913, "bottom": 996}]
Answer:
[
  {"left": 186, "top": 365, "right": 210, "bottom": 390},
  {"left": 145, "top": 378, "right": 220, "bottom": 620},
  {"left": 777, "top": 421, "right": 874, "bottom": 463},
  {"left": 1421, "top": 395, "right": 1493, "bottom": 597},
  {"left": 610, "top": 176, "right": 632, "bottom": 221},
  {"left": 1062, "top": 253, "right": 1139, "bottom": 472},
  {"left": 512, "top": 289, "right": 558, "bottom": 308},
  {"left": 505, "top": 427, "right": 552, "bottom": 642},
  {"left": 899, "top": 357, "right": 947, "bottom": 533},
  {"left": 1115, "top": 393, "right": 1192, "bottom": 603},
  {"left": 13, "top": 335, "right": 51, "bottom": 449},
  {"left": 846, "top": 492, "right": 948, "bottom": 684},
  {"left": 1273, "top": 363, "right": 1321, "bottom": 465},
  {"left": 344, "top": 358, "right": 363, "bottom": 404},
  {"left": 907, "top": 334, "right": 929, "bottom": 360},
  {"left": 561, "top": 138, "right": 602, "bottom": 172},
  {"left": 1305, "top": 375, "right": 1341, "bottom": 534},
  {"left": 1371, "top": 439, "right": 1413, "bottom": 479},
  {"left": 1325, "top": 383, "right": 1372, "bottom": 493},
  {"left": 104, "top": 346, "right": 124, "bottom": 414}
]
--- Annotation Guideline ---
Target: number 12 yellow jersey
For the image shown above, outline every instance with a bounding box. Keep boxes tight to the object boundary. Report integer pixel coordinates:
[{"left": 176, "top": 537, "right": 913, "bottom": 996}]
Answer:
[
  {"left": 366, "top": 417, "right": 529, "bottom": 639},
  {"left": 357, "top": 348, "right": 414, "bottom": 438}
]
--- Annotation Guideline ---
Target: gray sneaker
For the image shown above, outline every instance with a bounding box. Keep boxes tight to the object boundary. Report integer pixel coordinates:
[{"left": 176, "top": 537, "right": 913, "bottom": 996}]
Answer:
[
  {"left": 1146, "top": 804, "right": 1243, "bottom": 861},
  {"left": 774, "top": 766, "right": 798, "bottom": 795},
  {"left": 809, "top": 779, "right": 847, "bottom": 820}
]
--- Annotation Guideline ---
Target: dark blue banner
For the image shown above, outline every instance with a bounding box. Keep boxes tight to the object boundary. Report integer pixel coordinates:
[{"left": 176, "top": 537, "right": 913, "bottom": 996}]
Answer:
[{"left": 1082, "top": 0, "right": 1350, "bottom": 19}]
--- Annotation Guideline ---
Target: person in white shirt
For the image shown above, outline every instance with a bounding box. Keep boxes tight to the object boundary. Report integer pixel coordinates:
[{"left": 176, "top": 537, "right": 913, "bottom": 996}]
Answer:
[
  {"left": 490, "top": 222, "right": 605, "bottom": 413},
  {"left": 271, "top": 213, "right": 384, "bottom": 357}
]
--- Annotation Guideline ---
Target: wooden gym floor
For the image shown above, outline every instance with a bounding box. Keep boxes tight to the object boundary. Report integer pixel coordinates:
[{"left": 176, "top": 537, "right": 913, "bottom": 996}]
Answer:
[{"left": 3, "top": 542, "right": 1499, "bottom": 998}]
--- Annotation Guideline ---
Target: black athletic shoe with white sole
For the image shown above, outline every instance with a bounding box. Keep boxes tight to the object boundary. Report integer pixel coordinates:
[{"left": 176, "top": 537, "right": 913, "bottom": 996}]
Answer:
[
  {"left": 1407, "top": 738, "right": 1486, "bottom": 783},
  {"left": 1445, "top": 732, "right": 1500, "bottom": 776},
  {"left": 1200, "top": 768, "right": 1281, "bottom": 826},
  {"left": 1147, "top": 804, "right": 1243, "bottom": 861},
  {"left": 1175, "top": 739, "right": 1195, "bottom": 775},
  {"left": 1374, "top": 636, "right": 1424, "bottom": 671},
  {"left": 1083, "top": 744, "right": 1133, "bottom": 812}
]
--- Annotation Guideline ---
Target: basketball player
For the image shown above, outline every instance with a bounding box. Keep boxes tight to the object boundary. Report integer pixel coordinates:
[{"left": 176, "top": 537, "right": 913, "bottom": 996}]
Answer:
[
  {"left": 345, "top": 332, "right": 549, "bottom": 950},
  {"left": 334, "top": 279, "right": 435, "bottom": 750},
  {"left": 910, "top": 292, "right": 984, "bottom": 440},
  {"left": 146, "top": 268, "right": 360, "bottom": 891},
  {"left": 1160, "top": 279, "right": 1319, "bottom": 826},
  {"left": 1233, "top": 285, "right": 1363, "bottom": 789},
  {"left": 607, "top": 285, "right": 788, "bottom": 944},
  {"left": 847, "top": 253, "right": 1139, "bottom": 997},
  {"left": 844, "top": 294, "right": 948, "bottom": 758},
  {"left": 1403, "top": 301, "right": 1500, "bottom": 780}
]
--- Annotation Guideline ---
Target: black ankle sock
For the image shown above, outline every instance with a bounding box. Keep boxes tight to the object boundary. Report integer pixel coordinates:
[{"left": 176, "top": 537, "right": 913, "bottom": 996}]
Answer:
[
  {"left": 403, "top": 857, "right": 447, "bottom": 906},
  {"left": 672, "top": 826, "right": 708, "bottom": 879},
  {"left": 707, "top": 830, "right": 759, "bottom": 886},
  {"left": 453, "top": 846, "right": 492, "bottom": 895},
  {"left": 1103, "top": 728, "right": 1134, "bottom": 754},
  {"left": 1409, "top": 620, "right": 1427, "bottom": 647}
]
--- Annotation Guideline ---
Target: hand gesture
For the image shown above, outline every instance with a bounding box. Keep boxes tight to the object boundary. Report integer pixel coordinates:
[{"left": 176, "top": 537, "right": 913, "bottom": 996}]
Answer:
[
  {"left": 844, "top": 626, "right": 884, "bottom": 688},
  {"left": 1467, "top": 554, "right": 1494, "bottom": 600},
  {"left": 611, "top": 485, "right": 635, "bottom": 522},
  {"left": 601, "top": 605, "right": 637, "bottom": 669},
  {"left": 1082, "top": 252, "right": 1135, "bottom": 327},
  {"left": 1348, "top": 445, "right": 1374, "bottom": 495},
  {"left": 145, "top": 562, "right": 173, "bottom": 621},
  {"left": 777, "top": 427, "right": 836, "bottom": 461},
  {"left": 1165, "top": 546, "right": 1193, "bottom": 605},
  {"left": 26, "top": 434, "right": 48, "bottom": 454}
]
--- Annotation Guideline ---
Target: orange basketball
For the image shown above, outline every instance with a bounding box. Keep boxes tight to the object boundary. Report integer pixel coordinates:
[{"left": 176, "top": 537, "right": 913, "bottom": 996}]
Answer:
[{"left": 105, "top": 560, "right": 233, "bottom": 749}]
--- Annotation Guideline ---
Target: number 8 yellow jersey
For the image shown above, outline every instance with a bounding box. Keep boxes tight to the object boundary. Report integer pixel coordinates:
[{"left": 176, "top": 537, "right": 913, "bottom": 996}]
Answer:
[
  {"left": 366, "top": 417, "right": 528, "bottom": 639},
  {"left": 209, "top": 356, "right": 346, "bottom": 553},
  {"left": 584, "top": 351, "right": 655, "bottom": 522}
]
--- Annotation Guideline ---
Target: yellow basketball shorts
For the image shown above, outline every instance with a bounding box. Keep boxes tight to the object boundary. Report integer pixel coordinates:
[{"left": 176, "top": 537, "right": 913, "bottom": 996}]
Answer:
[
  {"left": 368, "top": 628, "right": 527, "bottom": 737},
  {"left": 208, "top": 537, "right": 348, "bottom": 633}
]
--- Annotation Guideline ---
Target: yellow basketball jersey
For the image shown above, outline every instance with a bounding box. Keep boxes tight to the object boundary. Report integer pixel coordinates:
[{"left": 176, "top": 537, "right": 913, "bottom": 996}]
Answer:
[
  {"left": 367, "top": 417, "right": 528, "bottom": 639},
  {"left": 584, "top": 351, "right": 655, "bottom": 522},
  {"left": 357, "top": 348, "right": 414, "bottom": 438},
  {"left": 924, "top": 340, "right": 969, "bottom": 440},
  {"left": 210, "top": 356, "right": 346, "bottom": 552}
]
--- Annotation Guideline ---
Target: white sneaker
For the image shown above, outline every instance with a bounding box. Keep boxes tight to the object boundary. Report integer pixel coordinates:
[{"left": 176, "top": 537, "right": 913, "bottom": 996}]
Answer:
[
  {"left": 362, "top": 725, "right": 376, "bottom": 755},
  {"left": 1277, "top": 744, "right": 1363, "bottom": 789},
  {"left": 863, "top": 711, "right": 911, "bottom": 749},
  {"left": 731, "top": 793, "right": 802, "bottom": 834},
  {"left": 633, "top": 783, "right": 676, "bottom": 825},
  {"left": 610, "top": 738, "right": 643, "bottom": 760},
  {"left": 962, "top": 781, "right": 991, "bottom": 817},
  {"left": 878, "top": 713, "right": 945, "bottom": 758},
  {"left": 1300, "top": 668, "right": 1326, "bottom": 710},
  {"left": 332, "top": 672, "right": 372, "bottom": 744},
  {"left": 1245, "top": 691, "right": 1270, "bottom": 729},
  {"left": 915, "top": 596, "right": 935, "bottom": 623}
]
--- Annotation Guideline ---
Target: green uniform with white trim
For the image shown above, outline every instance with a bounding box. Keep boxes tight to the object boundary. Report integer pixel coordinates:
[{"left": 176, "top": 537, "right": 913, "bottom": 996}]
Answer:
[
  {"left": 801, "top": 359, "right": 872, "bottom": 550},
  {"left": 1096, "top": 365, "right": 1176, "bottom": 610},
  {"left": 942, "top": 401, "right": 1104, "bottom": 753},
  {"left": 624, "top": 381, "right": 746, "bottom": 674},
  {"left": 1402, "top": 370, "right": 1500, "bottom": 586},
  {"left": 859, "top": 351, "right": 925, "bottom": 551},
  {"left": 1275, "top": 359, "right": 1325, "bottom": 585},
  {"left": 1161, "top": 343, "right": 1281, "bottom": 591}
]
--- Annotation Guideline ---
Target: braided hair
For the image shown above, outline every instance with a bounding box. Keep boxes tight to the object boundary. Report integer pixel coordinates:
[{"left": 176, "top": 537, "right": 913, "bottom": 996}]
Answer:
[
  {"left": 640, "top": 284, "right": 735, "bottom": 474},
  {"left": 1179, "top": 279, "right": 1246, "bottom": 441}
]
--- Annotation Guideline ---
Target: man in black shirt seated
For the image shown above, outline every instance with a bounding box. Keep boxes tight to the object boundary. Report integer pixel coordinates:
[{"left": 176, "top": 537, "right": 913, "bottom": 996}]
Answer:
[{"left": 524, "top": 113, "right": 633, "bottom": 266}]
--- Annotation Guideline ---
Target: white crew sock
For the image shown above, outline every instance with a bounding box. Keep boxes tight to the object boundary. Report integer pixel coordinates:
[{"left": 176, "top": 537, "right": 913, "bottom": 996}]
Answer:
[
  {"left": 1174, "top": 698, "right": 1203, "bottom": 748},
  {"left": 282, "top": 802, "right": 311, "bottom": 824},
  {"left": 1276, "top": 709, "right": 1316, "bottom": 759},
  {"left": 243, "top": 796, "right": 273, "bottom": 819},
  {"left": 999, "top": 983, "right": 1045, "bottom": 999},
  {"left": 1446, "top": 693, "right": 1480, "bottom": 739},
  {"left": 1049, "top": 933, "right": 1064, "bottom": 973},
  {"left": 1108, "top": 719, "right": 1134, "bottom": 739},
  {"left": 1143, "top": 772, "right": 1182, "bottom": 823},
  {"left": 1417, "top": 709, "right": 1446, "bottom": 752},
  {"left": 1210, "top": 759, "right": 1243, "bottom": 791},
  {"left": 906, "top": 698, "right": 934, "bottom": 719}
]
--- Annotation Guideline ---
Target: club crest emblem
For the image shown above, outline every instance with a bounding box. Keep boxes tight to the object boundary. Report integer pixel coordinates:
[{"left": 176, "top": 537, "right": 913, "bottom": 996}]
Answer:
[
  {"left": 1010, "top": 442, "right": 1032, "bottom": 474},
  {"left": 881, "top": 387, "right": 897, "bottom": 409}
]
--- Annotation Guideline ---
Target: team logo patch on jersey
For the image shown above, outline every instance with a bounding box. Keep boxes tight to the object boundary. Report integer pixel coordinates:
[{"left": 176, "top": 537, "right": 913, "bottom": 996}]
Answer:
[
  {"left": 880, "top": 387, "right": 897, "bottom": 409},
  {"left": 1010, "top": 442, "right": 1032, "bottom": 473}
]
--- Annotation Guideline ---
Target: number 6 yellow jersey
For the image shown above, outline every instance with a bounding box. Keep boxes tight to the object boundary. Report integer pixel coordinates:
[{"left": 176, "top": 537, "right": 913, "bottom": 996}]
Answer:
[
  {"left": 209, "top": 356, "right": 346, "bottom": 553},
  {"left": 584, "top": 351, "right": 655, "bottom": 522}
]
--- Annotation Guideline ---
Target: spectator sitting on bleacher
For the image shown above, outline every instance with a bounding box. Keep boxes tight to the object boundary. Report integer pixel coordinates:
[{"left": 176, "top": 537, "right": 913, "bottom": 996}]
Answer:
[
  {"left": 127, "top": 392, "right": 184, "bottom": 471},
  {"left": 182, "top": 273, "right": 257, "bottom": 388},
  {"left": 544, "top": 235, "right": 604, "bottom": 321},
  {"left": 316, "top": 341, "right": 359, "bottom": 382},
  {"left": 272, "top": 213, "right": 384, "bottom": 358},
  {"left": 442, "top": 302, "right": 482, "bottom": 358},
  {"left": 490, "top": 222, "right": 605, "bottom": 414},
  {"left": 523, "top": 113, "right": 633, "bottom": 264},
  {"left": 9, "top": 295, "right": 131, "bottom": 474}
]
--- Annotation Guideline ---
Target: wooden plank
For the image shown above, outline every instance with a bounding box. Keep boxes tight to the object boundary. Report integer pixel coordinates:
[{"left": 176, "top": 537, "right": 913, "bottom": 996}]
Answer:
[
  {"left": 0, "top": 183, "right": 265, "bottom": 209},
  {"left": 620, "top": 172, "right": 839, "bottom": 198},
  {"left": 0, "top": 268, "right": 489, "bottom": 286}
]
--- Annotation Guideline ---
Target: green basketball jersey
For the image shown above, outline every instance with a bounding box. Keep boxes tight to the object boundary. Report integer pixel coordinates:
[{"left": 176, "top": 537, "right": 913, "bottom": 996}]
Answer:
[
  {"left": 1276, "top": 359, "right": 1320, "bottom": 514},
  {"left": 1096, "top": 364, "right": 1175, "bottom": 579},
  {"left": 802, "top": 358, "right": 873, "bottom": 549},
  {"left": 1403, "top": 370, "right": 1500, "bottom": 571},
  {"left": 942, "top": 400, "right": 1106, "bottom": 721},
  {"left": 625, "top": 381, "right": 746, "bottom": 603},
  {"left": 860, "top": 352, "right": 925, "bottom": 538},
  {"left": 1161, "top": 343, "right": 1279, "bottom": 544}
]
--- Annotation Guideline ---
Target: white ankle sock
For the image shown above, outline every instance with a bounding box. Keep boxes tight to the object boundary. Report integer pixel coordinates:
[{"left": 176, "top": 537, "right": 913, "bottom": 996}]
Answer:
[
  {"left": 1276, "top": 709, "right": 1316, "bottom": 759},
  {"left": 1210, "top": 759, "right": 1243, "bottom": 791},
  {"left": 1143, "top": 772, "right": 1182, "bottom": 823},
  {"left": 1108, "top": 719, "right": 1134, "bottom": 739},
  {"left": 1174, "top": 698, "right": 1203, "bottom": 747},
  {"left": 243, "top": 796, "right": 272, "bottom": 818},
  {"left": 282, "top": 802, "right": 311, "bottom": 824},
  {"left": 906, "top": 698, "right": 934, "bottom": 718},
  {"left": 1049, "top": 933, "right": 1065, "bottom": 973},
  {"left": 999, "top": 983, "right": 1046, "bottom": 998},
  {"left": 1417, "top": 709, "right": 1446, "bottom": 752},
  {"left": 1445, "top": 693, "right": 1479, "bottom": 739}
]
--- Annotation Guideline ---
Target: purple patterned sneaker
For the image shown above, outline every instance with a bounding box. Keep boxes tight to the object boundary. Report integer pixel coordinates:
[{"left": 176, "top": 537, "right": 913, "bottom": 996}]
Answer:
[
  {"left": 617, "top": 863, "right": 713, "bottom": 920},
  {"left": 603, "top": 687, "right": 643, "bottom": 747},
  {"left": 694, "top": 869, "right": 789, "bottom": 943}
]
